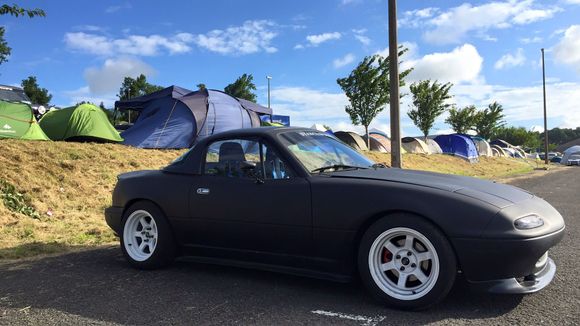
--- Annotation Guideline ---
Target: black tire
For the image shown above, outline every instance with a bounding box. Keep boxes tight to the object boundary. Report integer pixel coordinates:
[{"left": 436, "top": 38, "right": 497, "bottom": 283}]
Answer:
[
  {"left": 120, "top": 201, "right": 176, "bottom": 270},
  {"left": 358, "top": 213, "right": 457, "bottom": 310}
]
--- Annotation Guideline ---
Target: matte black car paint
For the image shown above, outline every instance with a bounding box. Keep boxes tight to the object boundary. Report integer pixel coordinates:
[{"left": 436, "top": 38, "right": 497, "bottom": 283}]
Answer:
[{"left": 105, "top": 127, "right": 564, "bottom": 287}]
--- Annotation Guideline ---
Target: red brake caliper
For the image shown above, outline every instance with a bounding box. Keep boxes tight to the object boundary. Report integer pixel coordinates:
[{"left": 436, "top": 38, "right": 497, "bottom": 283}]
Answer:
[{"left": 382, "top": 247, "right": 393, "bottom": 264}]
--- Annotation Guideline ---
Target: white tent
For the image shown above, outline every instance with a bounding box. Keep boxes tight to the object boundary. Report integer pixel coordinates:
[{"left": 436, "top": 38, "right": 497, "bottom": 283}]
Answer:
[
  {"left": 472, "top": 138, "right": 493, "bottom": 156},
  {"left": 561, "top": 145, "right": 580, "bottom": 165},
  {"left": 311, "top": 124, "right": 329, "bottom": 132}
]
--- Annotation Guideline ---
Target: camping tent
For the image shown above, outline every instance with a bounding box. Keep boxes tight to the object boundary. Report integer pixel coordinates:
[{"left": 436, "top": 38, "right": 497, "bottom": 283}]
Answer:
[
  {"left": 363, "top": 135, "right": 389, "bottom": 152},
  {"left": 490, "top": 139, "right": 513, "bottom": 148},
  {"left": 310, "top": 124, "right": 334, "bottom": 135},
  {"left": 434, "top": 134, "right": 479, "bottom": 162},
  {"left": 561, "top": 145, "right": 580, "bottom": 165},
  {"left": 0, "top": 100, "right": 49, "bottom": 140},
  {"left": 402, "top": 137, "right": 430, "bottom": 154},
  {"left": 491, "top": 144, "right": 507, "bottom": 157},
  {"left": 369, "top": 132, "right": 398, "bottom": 153},
  {"left": 115, "top": 86, "right": 271, "bottom": 149},
  {"left": 334, "top": 131, "right": 368, "bottom": 151},
  {"left": 39, "top": 103, "right": 122, "bottom": 142},
  {"left": 471, "top": 136, "right": 493, "bottom": 156},
  {"left": 425, "top": 138, "right": 443, "bottom": 154}
]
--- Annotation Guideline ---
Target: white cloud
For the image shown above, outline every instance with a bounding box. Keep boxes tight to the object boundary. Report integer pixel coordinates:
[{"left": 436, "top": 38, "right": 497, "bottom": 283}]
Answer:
[
  {"left": 333, "top": 53, "right": 355, "bottom": 68},
  {"left": 83, "top": 57, "right": 155, "bottom": 95},
  {"left": 553, "top": 25, "right": 580, "bottom": 73},
  {"left": 64, "top": 32, "right": 193, "bottom": 56},
  {"left": 340, "top": 0, "right": 361, "bottom": 5},
  {"left": 194, "top": 20, "right": 278, "bottom": 55},
  {"left": 563, "top": 0, "right": 580, "bottom": 4},
  {"left": 405, "top": 44, "right": 484, "bottom": 84},
  {"left": 512, "top": 7, "right": 561, "bottom": 24},
  {"left": 105, "top": 2, "right": 132, "bottom": 13},
  {"left": 494, "top": 48, "right": 526, "bottom": 69},
  {"left": 416, "top": 1, "right": 560, "bottom": 44},
  {"left": 352, "top": 29, "right": 370, "bottom": 45},
  {"left": 65, "top": 20, "right": 278, "bottom": 57},
  {"left": 452, "top": 82, "right": 580, "bottom": 128},
  {"left": 399, "top": 7, "right": 439, "bottom": 28},
  {"left": 305, "top": 32, "right": 341, "bottom": 46},
  {"left": 63, "top": 86, "right": 118, "bottom": 108},
  {"left": 520, "top": 36, "right": 542, "bottom": 44}
]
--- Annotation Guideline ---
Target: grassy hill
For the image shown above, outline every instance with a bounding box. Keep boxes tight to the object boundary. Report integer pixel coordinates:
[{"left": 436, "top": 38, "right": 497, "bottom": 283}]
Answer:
[{"left": 0, "top": 139, "right": 538, "bottom": 259}]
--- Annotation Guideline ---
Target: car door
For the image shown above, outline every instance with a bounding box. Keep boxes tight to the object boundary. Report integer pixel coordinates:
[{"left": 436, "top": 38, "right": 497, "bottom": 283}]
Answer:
[{"left": 186, "top": 137, "right": 312, "bottom": 262}]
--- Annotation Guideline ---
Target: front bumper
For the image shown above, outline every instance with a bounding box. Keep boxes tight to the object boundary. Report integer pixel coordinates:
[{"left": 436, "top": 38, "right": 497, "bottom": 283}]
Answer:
[
  {"left": 104, "top": 206, "right": 124, "bottom": 235},
  {"left": 452, "top": 227, "right": 564, "bottom": 282},
  {"left": 468, "top": 256, "right": 556, "bottom": 294}
]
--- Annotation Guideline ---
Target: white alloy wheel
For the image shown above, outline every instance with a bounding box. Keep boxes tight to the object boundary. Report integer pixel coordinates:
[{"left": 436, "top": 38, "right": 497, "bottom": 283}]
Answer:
[
  {"left": 123, "top": 210, "right": 158, "bottom": 262},
  {"left": 368, "top": 227, "right": 440, "bottom": 301}
]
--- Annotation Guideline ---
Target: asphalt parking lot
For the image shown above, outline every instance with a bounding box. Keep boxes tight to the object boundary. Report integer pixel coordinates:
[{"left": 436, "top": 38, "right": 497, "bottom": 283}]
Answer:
[{"left": 1, "top": 168, "right": 579, "bottom": 325}]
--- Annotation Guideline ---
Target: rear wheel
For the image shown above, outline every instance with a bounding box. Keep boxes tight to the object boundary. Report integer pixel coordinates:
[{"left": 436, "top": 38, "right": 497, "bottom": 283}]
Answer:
[
  {"left": 121, "top": 201, "right": 176, "bottom": 269},
  {"left": 358, "top": 214, "right": 457, "bottom": 310}
]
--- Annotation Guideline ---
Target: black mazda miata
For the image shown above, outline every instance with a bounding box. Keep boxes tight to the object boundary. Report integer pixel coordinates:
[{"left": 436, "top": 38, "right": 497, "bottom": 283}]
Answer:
[{"left": 105, "top": 127, "right": 565, "bottom": 309}]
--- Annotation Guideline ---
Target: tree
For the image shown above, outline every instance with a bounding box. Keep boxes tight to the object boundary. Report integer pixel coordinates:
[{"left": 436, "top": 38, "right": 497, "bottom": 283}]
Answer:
[
  {"left": 21, "top": 76, "right": 52, "bottom": 105},
  {"left": 474, "top": 101, "right": 505, "bottom": 140},
  {"left": 0, "top": 27, "right": 10, "bottom": 65},
  {"left": 224, "top": 74, "right": 257, "bottom": 102},
  {"left": 407, "top": 80, "right": 453, "bottom": 140},
  {"left": 0, "top": 4, "right": 45, "bottom": 17},
  {"left": 117, "top": 74, "right": 163, "bottom": 100},
  {"left": 0, "top": 4, "right": 45, "bottom": 65},
  {"left": 492, "top": 126, "right": 541, "bottom": 150},
  {"left": 445, "top": 105, "right": 478, "bottom": 134},
  {"left": 336, "top": 47, "right": 412, "bottom": 148},
  {"left": 197, "top": 83, "right": 206, "bottom": 91}
]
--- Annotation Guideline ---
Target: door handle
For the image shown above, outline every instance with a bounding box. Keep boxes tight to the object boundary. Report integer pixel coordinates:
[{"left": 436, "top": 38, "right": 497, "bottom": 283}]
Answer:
[{"left": 196, "top": 188, "right": 210, "bottom": 195}]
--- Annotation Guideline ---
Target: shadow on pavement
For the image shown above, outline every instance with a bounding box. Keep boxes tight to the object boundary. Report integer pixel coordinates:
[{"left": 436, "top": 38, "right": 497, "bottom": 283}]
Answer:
[{"left": 0, "top": 247, "right": 523, "bottom": 325}]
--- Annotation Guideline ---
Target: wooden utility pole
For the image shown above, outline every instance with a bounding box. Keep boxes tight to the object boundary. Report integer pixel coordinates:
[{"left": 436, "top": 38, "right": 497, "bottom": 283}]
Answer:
[
  {"left": 388, "top": 0, "right": 402, "bottom": 168},
  {"left": 541, "top": 48, "right": 549, "bottom": 165}
]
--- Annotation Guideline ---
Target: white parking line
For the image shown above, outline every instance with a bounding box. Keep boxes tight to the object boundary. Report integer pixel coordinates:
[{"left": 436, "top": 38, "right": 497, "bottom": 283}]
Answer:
[{"left": 311, "top": 310, "right": 386, "bottom": 326}]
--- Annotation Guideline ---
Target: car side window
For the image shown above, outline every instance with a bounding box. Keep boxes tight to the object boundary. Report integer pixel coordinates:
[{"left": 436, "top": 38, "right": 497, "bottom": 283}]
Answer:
[
  {"left": 204, "top": 139, "right": 261, "bottom": 179},
  {"left": 261, "top": 143, "right": 294, "bottom": 180}
]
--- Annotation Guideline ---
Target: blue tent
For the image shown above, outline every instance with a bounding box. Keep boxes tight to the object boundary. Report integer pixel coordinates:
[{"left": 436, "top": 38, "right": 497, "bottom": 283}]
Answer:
[
  {"left": 434, "top": 134, "right": 479, "bottom": 162},
  {"left": 115, "top": 86, "right": 271, "bottom": 148}
]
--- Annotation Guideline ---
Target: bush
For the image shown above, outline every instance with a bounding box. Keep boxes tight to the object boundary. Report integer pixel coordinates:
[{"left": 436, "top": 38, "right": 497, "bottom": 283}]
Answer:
[{"left": 0, "top": 179, "right": 40, "bottom": 219}]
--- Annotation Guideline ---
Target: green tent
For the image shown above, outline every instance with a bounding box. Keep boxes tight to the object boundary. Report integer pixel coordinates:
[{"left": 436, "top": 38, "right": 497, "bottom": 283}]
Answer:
[
  {"left": 0, "top": 100, "right": 49, "bottom": 140},
  {"left": 39, "top": 103, "right": 122, "bottom": 142}
]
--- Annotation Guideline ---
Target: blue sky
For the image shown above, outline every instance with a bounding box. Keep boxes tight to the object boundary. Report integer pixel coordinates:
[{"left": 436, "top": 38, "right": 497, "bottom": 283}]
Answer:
[{"left": 2, "top": 0, "right": 580, "bottom": 136}]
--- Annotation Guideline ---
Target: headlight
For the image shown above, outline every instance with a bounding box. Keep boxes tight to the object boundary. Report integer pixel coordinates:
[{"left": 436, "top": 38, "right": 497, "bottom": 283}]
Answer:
[{"left": 514, "top": 215, "right": 544, "bottom": 230}]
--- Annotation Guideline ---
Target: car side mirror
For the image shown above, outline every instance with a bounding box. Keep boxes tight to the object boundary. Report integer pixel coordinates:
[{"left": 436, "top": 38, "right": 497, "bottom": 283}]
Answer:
[{"left": 240, "top": 161, "right": 264, "bottom": 184}]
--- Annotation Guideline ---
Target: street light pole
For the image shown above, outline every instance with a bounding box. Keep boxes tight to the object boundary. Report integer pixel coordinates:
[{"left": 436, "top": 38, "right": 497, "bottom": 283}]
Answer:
[
  {"left": 388, "top": 0, "right": 402, "bottom": 168},
  {"left": 541, "top": 48, "right": 549, "bottom": 166},
  {"left": 267, "top": 76, "right": 272, "bottom": 122}
]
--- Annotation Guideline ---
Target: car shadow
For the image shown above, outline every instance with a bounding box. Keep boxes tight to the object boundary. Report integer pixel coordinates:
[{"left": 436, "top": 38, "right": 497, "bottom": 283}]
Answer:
[{"left": 0, "top": 247, "right": 523, "bottom": 325}]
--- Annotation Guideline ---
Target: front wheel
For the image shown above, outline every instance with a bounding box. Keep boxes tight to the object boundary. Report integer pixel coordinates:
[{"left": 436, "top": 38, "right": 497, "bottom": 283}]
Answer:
[
  {"left": 358, "top": 214, "right": 457, "bottom": 310},
  {"left": 120, "top": 201, "right": 176, "bottom": 269}
]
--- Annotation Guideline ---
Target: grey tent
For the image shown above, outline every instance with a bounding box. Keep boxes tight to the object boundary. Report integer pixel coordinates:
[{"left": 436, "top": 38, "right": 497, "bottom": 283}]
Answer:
[
  {"left": 402, "top": 137, "right": 430, "bottom": 154},
  {"left": 561, "top": 145, "right": 580, "bottom": 165},
  {"left": 115, "top": 86, "right": 271, "bottom": 148},
  {"left": 334, "top": 131, "right": 368, "bottom": 151},
  {"left": 425, "top": 138, "right": 443, "bottom": 154},
  {"left": 363, "top": 135, "right": 389, "bottom": 152},
  {"left": 369, "top": 132, "right": 392, "bottom": 153}
]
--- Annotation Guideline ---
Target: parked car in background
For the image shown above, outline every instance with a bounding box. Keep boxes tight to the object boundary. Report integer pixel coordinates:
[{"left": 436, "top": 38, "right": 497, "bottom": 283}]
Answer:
[
  {"left": 0, "top": 84, "right": 51, "bottom": 120},
  {"left": 105, "top": 127, "right": 565, "bottom": 310},
  {"left": 565, "top": 154, "right": 580, "bottom": 166}
]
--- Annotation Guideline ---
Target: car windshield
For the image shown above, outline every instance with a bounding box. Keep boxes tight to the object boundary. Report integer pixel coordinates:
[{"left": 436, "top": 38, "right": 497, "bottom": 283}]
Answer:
[{"left": 278, "top": 130, "right": 375, "bottom": 173}]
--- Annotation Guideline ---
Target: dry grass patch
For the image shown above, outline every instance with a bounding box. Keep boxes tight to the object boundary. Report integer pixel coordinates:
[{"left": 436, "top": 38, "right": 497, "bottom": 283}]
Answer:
[
  {"left": 0, "top": 139, "right": 543, "bottom": 259},
  {"left": 0, "top": 139, "right": 183, "bottom": 259},
  {"left": 365, "top": 152, "right": 537, "bottom": 179}
]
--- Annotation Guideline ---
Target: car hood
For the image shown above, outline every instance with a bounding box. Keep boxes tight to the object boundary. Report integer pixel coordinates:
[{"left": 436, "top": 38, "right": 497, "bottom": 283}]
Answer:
[
  {"left": 117, "top": 170, "right": 161, "bottom": 181},
  {"left": 331, "top": 168, "right": 533, "bottom": 208}
]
